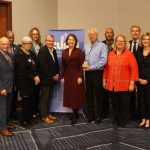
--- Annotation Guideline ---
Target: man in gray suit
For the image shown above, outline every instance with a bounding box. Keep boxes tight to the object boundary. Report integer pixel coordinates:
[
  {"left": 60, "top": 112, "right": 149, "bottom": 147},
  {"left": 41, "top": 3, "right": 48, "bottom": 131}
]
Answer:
[{"left": 0, "top": 37, "right": 14, "bottom": 136}]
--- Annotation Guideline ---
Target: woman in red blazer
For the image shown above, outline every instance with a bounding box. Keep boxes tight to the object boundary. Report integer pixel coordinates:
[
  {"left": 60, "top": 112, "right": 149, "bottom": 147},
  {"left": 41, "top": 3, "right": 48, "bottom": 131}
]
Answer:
[{"left": 103, "top": 34, "right": 138, "bottom": 127}]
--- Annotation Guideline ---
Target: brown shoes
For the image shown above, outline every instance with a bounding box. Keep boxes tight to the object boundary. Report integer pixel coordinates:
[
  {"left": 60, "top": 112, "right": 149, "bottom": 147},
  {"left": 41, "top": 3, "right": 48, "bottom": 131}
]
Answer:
[
  {"left": 0, "top": 130, "right": 13, "bottom": 136},
  {"left": 7, "top": 124, "right": 16, "bottom": 130},
  {"left": 48, "top": 115, "right": 56, "bottom": 120},
  {"left": 42, "top": 117, "right": 54, "bottom": 124}
]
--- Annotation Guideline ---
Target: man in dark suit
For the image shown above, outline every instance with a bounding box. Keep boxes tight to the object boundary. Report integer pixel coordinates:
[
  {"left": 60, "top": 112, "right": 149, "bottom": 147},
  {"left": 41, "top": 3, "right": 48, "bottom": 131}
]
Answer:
[
  {"left": 102, "top": 27, "right": 114, "bottom": 118},
  {"left": 129, "top": 25, "right": 141, "bottom": 120},
  {"left": 5, "top": 30, "right": 20, "bottom": 120},
  {"left": 0, "top": 37, "right": 14, "bottom": 136},
  {"left": 38, "top": 34, "right": 60, "bottom": 124}
]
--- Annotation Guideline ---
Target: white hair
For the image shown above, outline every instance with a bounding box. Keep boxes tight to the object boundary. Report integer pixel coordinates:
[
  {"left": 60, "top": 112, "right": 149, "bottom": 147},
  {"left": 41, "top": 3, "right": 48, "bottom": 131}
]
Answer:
[
  {"left": 22, "top": 36, "right": 32, "bottom": 44},
  {"left": 88, "top": 28, "right": 98, "bottom": 34}
]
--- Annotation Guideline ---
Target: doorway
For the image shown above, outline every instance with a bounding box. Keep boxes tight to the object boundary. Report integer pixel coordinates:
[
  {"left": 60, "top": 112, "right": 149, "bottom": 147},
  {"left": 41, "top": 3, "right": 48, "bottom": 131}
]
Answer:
[{"left": 0, "top": 1, "right": 12, "bottom": 37}]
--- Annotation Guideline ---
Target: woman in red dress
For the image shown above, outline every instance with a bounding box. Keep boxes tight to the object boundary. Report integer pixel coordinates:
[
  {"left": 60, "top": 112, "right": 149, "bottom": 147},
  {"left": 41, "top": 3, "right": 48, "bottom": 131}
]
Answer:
[{"left": 61, "top": 34, "right": 85, "bottom": 125}]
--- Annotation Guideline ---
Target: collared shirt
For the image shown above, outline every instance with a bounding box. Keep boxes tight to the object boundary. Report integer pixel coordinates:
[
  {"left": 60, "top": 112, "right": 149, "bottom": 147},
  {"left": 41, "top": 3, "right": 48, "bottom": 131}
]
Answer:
[
  {"left": 131, "top": 39, "right": 139, "bottom": 52},
  {"left": 84, "top": 40, "right": 108, "bottom": 70},
  {"left": 33, "top": 42, "right": 40, "bottom": 55},
  {"left": 48, "top": 48, "right": 55, "bottom": 62},
  {"left": 8, "top": 46, "right": 14, "bottom": 54}
]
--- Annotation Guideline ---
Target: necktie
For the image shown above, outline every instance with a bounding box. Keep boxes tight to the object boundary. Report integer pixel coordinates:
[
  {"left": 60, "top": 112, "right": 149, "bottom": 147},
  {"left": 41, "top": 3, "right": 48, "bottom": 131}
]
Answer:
[
  {"left": 133, "top": 42, "right": 137, "bottom": 54},
  {"left": 4, "top": 53, "right": 12, "bottom": 66}
]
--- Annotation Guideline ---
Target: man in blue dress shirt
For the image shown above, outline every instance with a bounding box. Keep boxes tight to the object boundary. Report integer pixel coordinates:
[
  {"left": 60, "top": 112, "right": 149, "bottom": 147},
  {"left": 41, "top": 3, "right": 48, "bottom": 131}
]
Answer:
[{"left": 83, "top": 28, "right": 108, "bottom": 124}]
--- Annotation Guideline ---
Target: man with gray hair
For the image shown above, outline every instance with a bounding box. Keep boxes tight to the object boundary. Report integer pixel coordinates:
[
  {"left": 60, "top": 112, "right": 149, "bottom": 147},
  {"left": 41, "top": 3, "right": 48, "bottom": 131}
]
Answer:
[
  {"left": 83, "top": 28, "right": 108, "bottom": 124},
  {"left": 38, "top": 34, "right": 60, "bottom": 124}
]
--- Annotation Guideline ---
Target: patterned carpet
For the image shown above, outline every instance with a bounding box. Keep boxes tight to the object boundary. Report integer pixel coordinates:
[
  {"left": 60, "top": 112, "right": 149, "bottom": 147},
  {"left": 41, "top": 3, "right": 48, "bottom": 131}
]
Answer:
[{"left": 0, "top": 113, "right": 150, "bottom": 150}]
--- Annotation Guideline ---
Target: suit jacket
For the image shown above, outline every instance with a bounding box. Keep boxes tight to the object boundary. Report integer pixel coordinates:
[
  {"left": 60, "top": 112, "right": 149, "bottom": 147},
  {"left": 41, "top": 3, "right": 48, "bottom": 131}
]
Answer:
[
  {"left": 14, "top": 50, "right": 38, "bottom": 96},
  {"left": 129, "top": 40, "right": 141, "bottom": 56},
  {"left": 38, "top": 45, "right": 60, "bottom": 87},
  {"left": 0, "top": 51, "right": 14, "bottom": 93},
  {"left": 135, "top": 47, "right": 150, "bottom": 82},
  {"left": 9, "top": 44, "right": 21, "bottom": 55}
]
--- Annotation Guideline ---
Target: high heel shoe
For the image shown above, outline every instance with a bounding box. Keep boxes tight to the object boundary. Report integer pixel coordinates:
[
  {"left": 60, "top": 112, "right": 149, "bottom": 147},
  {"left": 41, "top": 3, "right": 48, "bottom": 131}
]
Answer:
[
  {"left": 144, "top": 120, "right": 150, "bottom": 130},
  {"left": 139, "top": 119, "right": 146, "bottom": 128}
]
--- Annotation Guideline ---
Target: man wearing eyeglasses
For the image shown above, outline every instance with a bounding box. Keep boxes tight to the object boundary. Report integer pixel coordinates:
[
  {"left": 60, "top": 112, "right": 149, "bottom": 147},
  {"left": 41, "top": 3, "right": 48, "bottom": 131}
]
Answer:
[{"left": 83, "top": 28, "right": 108, "bottom": 124}]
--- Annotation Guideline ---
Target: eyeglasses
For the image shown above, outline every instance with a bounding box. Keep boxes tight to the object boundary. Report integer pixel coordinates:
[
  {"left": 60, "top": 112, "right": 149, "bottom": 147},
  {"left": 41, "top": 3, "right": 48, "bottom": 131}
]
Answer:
[
  {"left": 32, "top": 33, "right": 39, "bottom": 36},
  {"left": 23, "top": 42, "right": 32, "bottom": 44},
  {"left": 116, "top": 41, "right": 125, "bottom": 43}
]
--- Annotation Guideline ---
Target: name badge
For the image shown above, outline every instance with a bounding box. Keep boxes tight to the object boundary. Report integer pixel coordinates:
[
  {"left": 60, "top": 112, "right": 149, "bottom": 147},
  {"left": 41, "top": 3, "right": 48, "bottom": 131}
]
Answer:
[{"left": 28, "top": 59, "right": 31, "bottom": 62}]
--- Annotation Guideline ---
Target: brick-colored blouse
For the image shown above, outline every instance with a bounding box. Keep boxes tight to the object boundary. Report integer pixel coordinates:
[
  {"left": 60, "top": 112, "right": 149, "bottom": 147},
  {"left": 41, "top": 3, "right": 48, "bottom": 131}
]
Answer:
[{"left": 103, "top": 49, "right": 138, "bottom": 92}]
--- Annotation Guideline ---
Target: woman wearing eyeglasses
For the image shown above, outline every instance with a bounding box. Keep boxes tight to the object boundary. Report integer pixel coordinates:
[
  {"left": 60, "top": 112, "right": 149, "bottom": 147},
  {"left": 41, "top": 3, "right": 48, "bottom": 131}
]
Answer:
[
  {"left": 103, "top": 34, "right": 138, "bottom": 127},
  {"left": 28, "top": 27, "right": 43, "bottom": 119},
  {"left": 14, "top": 36, "right": 40, "bottom": 127}
]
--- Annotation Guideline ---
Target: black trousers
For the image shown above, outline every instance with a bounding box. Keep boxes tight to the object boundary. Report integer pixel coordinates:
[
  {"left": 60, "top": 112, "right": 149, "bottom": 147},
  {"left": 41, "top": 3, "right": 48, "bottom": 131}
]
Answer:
[
  {"left": 10, "top": 89, "right": 18, "bottom": 119},
  {"left": 33, "top": 84, "right": 40, "bottom": 115},
  {"left": 39, "top": 85, "right": 55, "bottom": 118},
  {"left": 137, "top": 83, "right": 150, "bottom": 119},
  {"left": 102, "top": 88, "right": 110, "bottom": 117},
  {"left": 85, "top": 70, "right": 103, "bottom": 120},
  {"left": 21, "top": 95, "right": 34, "bottom": 122},
  {"left": 109, "top": 91, "right": 131, "bottom": 125},
  {"left": 129, "top": 89, "right": 137, "bottom": 119}
]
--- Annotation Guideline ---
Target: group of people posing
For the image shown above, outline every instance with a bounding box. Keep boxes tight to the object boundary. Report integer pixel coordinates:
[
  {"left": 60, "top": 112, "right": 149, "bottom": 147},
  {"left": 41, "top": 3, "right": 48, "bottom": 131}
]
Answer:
[{"left": 0, "top": 25, "right": 150, "bottom": 137}]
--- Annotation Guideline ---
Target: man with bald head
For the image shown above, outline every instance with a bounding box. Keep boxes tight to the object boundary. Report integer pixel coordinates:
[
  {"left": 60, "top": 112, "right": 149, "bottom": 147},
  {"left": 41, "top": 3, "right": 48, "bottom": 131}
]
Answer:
[
  {"left": 0, "top": 37, "right": 14, "bottom": 136},
  {"left": 83, "top": 28, "right": 108, "bottom": 124},
  {"left": 102, "top": 27, "right": 114, "bottom": 118},
  {"left": 5, "top": 30, "right": 20, "bottom": 120},
  {"left": 103, "top": 27, "right": 114, "bottom": 51},
  {"left": 5, "top": 30, "right": 20, "bottom": 55}
]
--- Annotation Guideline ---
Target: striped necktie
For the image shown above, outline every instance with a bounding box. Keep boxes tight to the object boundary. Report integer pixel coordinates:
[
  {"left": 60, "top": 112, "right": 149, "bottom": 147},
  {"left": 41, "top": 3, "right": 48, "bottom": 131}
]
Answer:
[{"left": 3, "top": 52, "right": 12, "bottom": 65}]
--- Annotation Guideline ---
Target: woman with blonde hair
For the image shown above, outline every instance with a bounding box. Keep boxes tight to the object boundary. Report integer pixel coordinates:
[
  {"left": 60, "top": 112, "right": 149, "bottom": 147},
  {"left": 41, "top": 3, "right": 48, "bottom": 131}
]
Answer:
[
  {"left": 103, "top": 34, "right": 138, "bottom": 127},
  {"left": 136, "top": 32, "right": 150, "bottom": 129}
]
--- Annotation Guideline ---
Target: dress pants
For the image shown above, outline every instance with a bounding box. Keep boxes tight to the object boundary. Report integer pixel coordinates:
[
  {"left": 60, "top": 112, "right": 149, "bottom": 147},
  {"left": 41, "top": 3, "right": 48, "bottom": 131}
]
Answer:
[
  {"left": 39, "top": 85, "right": 54, "bottom": 118},
  {"left": 129, "top": 90, "right": 137, "bottom": 119},
  {"left": 85, "top": 70, "right": 103, "bottom": 120},
  {"left": 137, "top": 83, "right": 150, "bottom": 119},
  {"left": 33, "top": 84, "right": 40, "bottom": 115},
  {"left": 102, "top": 88, "right": 110, "bottom": 118},
  {"left": 21, "top": 95, "right": 34, "bottom": 122},
  {"left": 0, "top": 93, "right": 13, "bottom": 129},
  {"left": 109, "top": 91, "right": 131, "bottom": 126}
]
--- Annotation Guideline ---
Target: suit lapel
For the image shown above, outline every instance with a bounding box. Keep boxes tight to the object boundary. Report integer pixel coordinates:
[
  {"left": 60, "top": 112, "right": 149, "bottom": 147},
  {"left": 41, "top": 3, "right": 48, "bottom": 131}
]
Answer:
[
  {"left": 45, "top": 46, "right": 55, "bottom": 63},
  {"left": 0, "top": 51, "right": 13, "bottom": 70}
]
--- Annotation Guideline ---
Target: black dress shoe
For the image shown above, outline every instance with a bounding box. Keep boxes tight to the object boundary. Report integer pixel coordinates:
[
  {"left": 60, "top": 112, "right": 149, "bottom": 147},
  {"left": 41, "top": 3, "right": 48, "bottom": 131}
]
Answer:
[
  {"left": 28, "top": 120, "right": 38, "bottom": 126},
  {"left": 71, "top": 116, "right": 77, "bottom": 125},
  {"left": 88, "top": 118, "right": 95, "bottom": 123},
  {"left": 95, "top": 117, "right": 102, "bottom": 124},
  {"left": 119, "top": 123, "right": 126, "bottom": 128},
  {"left": 20, "top": 121, "right": 29, "bottom": 128},
  {"left": 69, "top": 114, "right": 79, "bottom": 121},
  {"left": 71, "top": 120, "right": 76, "bottom": 125}
]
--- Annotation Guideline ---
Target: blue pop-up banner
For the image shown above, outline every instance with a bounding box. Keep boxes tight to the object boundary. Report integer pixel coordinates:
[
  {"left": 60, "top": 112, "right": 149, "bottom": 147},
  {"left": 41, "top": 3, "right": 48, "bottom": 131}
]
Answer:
[{"left": 48, "top": 29, "right": 84, "bottom": 112}]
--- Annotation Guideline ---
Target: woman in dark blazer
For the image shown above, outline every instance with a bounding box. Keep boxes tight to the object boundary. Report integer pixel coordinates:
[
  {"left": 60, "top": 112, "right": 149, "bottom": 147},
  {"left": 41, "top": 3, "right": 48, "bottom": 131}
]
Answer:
[
  {"left": 136, "top": 32, "right": 150, "bottom": 129},
  {"left": 61, "top": 34, "right": 85, "bottom": 125},
  {"left": 28, "top": 27, "right": 43, "bottom": 118},
  {"left": 14, "top": 36, "right": 40, "bottom": 127}
]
